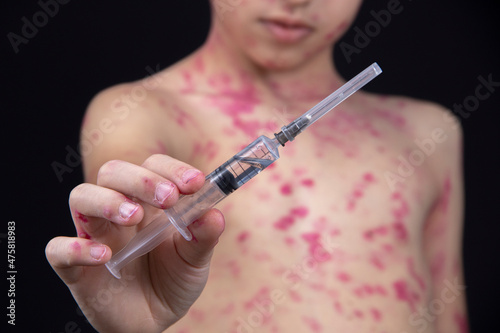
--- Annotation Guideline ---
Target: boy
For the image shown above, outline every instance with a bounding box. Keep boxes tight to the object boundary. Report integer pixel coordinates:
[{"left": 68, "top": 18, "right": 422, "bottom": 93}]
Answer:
[{"left": 46, "top": 0, "right": 467, "bottom": 332}]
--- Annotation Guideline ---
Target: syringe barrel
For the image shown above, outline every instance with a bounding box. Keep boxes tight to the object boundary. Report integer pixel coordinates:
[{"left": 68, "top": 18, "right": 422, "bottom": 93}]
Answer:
[{"left": 168, "top": 135, "right": 280, "bottom": 240}]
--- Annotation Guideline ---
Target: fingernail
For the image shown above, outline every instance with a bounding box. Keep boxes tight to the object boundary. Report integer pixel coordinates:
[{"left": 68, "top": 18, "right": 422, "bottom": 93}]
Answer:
[
  {"left": 119, "top": 201, "right": 139, "bottom": 220},
  {"left": 90, "top": 245, "right": 106, "bottom": 260},
  {"left": 182, "top": 169, "right": 201, "bottom": 184},
  {"left": 155, "top": 182, "right": 175, "bottom": 204}
]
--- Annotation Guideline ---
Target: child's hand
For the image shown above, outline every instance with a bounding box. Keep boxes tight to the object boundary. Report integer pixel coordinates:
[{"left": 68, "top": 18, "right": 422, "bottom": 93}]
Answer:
[{"left": 46, "top": 155, "right": 225, "bottom": 333}]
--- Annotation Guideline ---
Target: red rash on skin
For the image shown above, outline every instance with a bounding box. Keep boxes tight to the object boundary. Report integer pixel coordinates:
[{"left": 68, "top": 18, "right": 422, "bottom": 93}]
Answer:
[
  {"left": 244, "top": 287, "right": 271, "bottom": 311},
  {"left": 180, "top": 70, "right": 195, "bottom": 94},
  {"left": 301, "top": 232, "right": 331, "bottom": 260},
  {"left": 78, "top": 231, "right": 91, "bottom": 240},
  {"left": 70, "top": 241, "right": 81, "bottom": 255},
  {"left": 301, "top": 178, "right": 315, "bottom": 188},
  {"left": 188, "top": 309, "right": 205, "bottom": 323},
  {"left": 392, "top": 280, "right": 420, "bottom": 312},
  {"left": 363, "top": 225, "right": 389, "bottom": 241},
  {"left": 372, "top": 108, "right": 406, "bottom": 130},
  {"left": 207, "top": 72, "right": 277, "bottom": 138},
  {"left": 237, "top": 231, "right": 250, "bottom": 243},
  {"left": 227, "top": 260, "right": 241, "bottom": 278},
  {"left": 273, "top": 206, "right": 309, "bottom": 231},
  {"left": 454, "top": 312, "right": 468, "bottom": 333},
  {"left": 172, "top": 104, "right": 193, "bottom": 128},
  {"left": 220, "top": 303, "right": 235, "bottom": 315},
  {"left": 75, "top": 210, "right": 88, "bottom": 223},
  {"left": 369, "top": 253, "right": 385, "bottom": 270},
  {"left": 337, "top": 271, "right": 351, "bottom": 283},
  {"left": 391, "top": 192, "right": 410, "bottom": 241},
  {"left": 302, "top": 316, "right": 322, "bottom": 333},
  {"left": 289, "top": 290, "right": 303, "bottom": 303},
  {"left": 346, "top": 173, "right": 376, "bottom": 211},
  {"left": 370, "top": 308, "right": 382, "bottom": 322},
  {"left": 280, "top": 183, "right": 293, "bottom": 195},
  {"left": 353, "top": 284, "right": 388, "bottom": 298},
  {"left": 191, "top": 140, "right": 219, "bottom": 162},
  {"left": 333, "top": 301, "right": 343, "bottom": 314},
  {"left": 353, "top": 309, "right": 364, "bottom": 318}
]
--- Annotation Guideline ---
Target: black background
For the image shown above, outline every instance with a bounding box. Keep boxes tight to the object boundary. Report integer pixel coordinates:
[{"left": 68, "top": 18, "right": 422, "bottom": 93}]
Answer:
[{"left": 2, "top": 0, "right": 499, "bottom": 332}]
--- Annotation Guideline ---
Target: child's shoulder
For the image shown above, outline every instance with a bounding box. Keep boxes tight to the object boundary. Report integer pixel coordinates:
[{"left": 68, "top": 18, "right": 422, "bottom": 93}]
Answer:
[{"left": 362, "top": 92, "right": 461, "bottom": 140}]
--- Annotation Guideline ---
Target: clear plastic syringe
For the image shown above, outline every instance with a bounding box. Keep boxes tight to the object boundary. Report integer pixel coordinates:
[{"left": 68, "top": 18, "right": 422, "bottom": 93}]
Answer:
[{"left": 105, "top": 62, "right": 382, "bottom": 278}]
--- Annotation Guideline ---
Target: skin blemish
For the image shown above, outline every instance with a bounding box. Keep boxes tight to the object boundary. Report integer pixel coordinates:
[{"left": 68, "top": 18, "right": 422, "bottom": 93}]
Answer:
[
  {"left": 454, "top": 312, "right": 468, "bottom": 333},
  {"left": 180, "top": 70, "right": 195, "bottom": 94},
  {"left": 227, "top": 260, "right": 241, "bottom": 278},
  {"left": 372, "top": 108, "right": 406, "bottom": 129},
  {"left": 284, "top": 237, "right": 296, "bottom": 246},
  {"left": 237, "top": 231, "right": 250, "bottom": 243},
  {"left": 289, "top": 290, "right": 303, "bottom": 303},
  {"left": 78, "top": 231, "right": 91, "bottom": 240},
  {"left": 273, "top": 206, "right": 309, "bottom": 231},
  {"left": 369, "top": 253, "right": 386, "bottom": 271},
  {"left": 244, "top": 287, "right": 270, "bottom": 311},
  {"left": 391, "top": 192, "right": 410, "bottom": 241},
  {"left": 353, "top": 309, "right": 364, "bottom": 318},
  {"left": 280, "top": 183, "right": 293, "bottom": 196},
  {"left": 188, "top": 308, "right": 205, "bottom": 323},
  {"left": 302, "top": 316, "right": 322, "bottom": 333},
  {"left": 291, "top": 206, "right": 309, "bottom": 218},
  {"left": 70, "top": 241, "right": 81, "bottom": 255},
  {"left": 301, "top": 232, "right": 331, "bottom": 260},
  {"left": 301, "top": 178, "right": 315, "bottom": 188},
  {"left": 337, "top": 271, "right": 351, "bottom": 283},
  {"left": 393, "top": 280, "right": 419, "bottom": 312},
  {"left": 346, "top": 172, "right": 376, "bottom": 211},
  {"left": 333, "top": 301, "right": 343, "bottom": 314},
  {"left": 274, "top": 215, "right": 295, "bottom": 231},
  {"left": 75, "top": 210, "right": 88, "bottom": 223},
  {"left": 370, "top": 308, "right": 382, "bottom": 322}
]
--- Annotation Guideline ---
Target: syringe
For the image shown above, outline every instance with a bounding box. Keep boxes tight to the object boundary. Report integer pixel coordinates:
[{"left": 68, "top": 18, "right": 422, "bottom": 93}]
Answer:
[{"left": 105, "top": 62, "right": 382, "bottom": 278}]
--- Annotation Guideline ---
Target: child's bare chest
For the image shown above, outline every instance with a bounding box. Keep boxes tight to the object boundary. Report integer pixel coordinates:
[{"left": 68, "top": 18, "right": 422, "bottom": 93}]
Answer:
[{"left": 170, "top": 95, "right": 439, "bottom": 332}]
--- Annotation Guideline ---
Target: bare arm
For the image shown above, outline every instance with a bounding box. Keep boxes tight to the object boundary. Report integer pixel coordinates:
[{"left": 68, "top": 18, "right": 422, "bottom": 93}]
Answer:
[
  {"left": 46, "top": 82, "right": 225, "bottom": 332},
  {"left": 421, "top": 107, "right": 468, "bottom": 332}
]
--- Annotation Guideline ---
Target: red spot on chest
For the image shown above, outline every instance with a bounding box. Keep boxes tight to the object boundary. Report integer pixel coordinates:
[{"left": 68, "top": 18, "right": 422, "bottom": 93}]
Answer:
[
  {"left": 302, "top": 316, "right": 322, "bottom": 333},
  {"left": 391, "top": 192, "right": 410, "bottom": 241},
  {"left": 237, "top": 231, "right": 250, "bottom": 243},
  {"left": 273, "top": 206, "right": 309, "bottom": 231},
  {"left": 392, "top": 280, "right": 420, "bottom": 311},
  {"left": 280, "top": 183, "right": 293, "bottom": 196},
  {"left": 346, "top": 172, "right": 376, "bottom": 211}
]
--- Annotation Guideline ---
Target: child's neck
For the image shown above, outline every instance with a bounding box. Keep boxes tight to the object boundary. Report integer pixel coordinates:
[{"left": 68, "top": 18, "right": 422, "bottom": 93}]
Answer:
[{"left": 194, "top": 27, "right": 345, "bottom": 103}]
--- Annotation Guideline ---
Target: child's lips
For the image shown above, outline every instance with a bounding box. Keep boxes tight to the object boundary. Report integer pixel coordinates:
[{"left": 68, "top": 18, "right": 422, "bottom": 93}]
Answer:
[{"left": 260, "top": 18, "right": 313, "bottom": 43}]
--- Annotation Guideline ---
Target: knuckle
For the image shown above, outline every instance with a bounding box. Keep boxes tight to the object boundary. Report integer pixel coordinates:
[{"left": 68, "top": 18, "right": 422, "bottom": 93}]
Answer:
[
  {"left": 69, "top": 183, "right": 86, "bottom": 206},
  {"left": 97, "top": 159, "right": 122, "bottom": 184},
  {"left": 142, "top": 154, "right": 164, "bottom": 168}
]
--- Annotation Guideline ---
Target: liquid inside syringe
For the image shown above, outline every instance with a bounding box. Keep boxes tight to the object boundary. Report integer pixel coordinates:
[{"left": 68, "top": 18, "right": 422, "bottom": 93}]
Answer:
[{"left": 105, "top": 62, "right": 382, "bottom": 278}]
